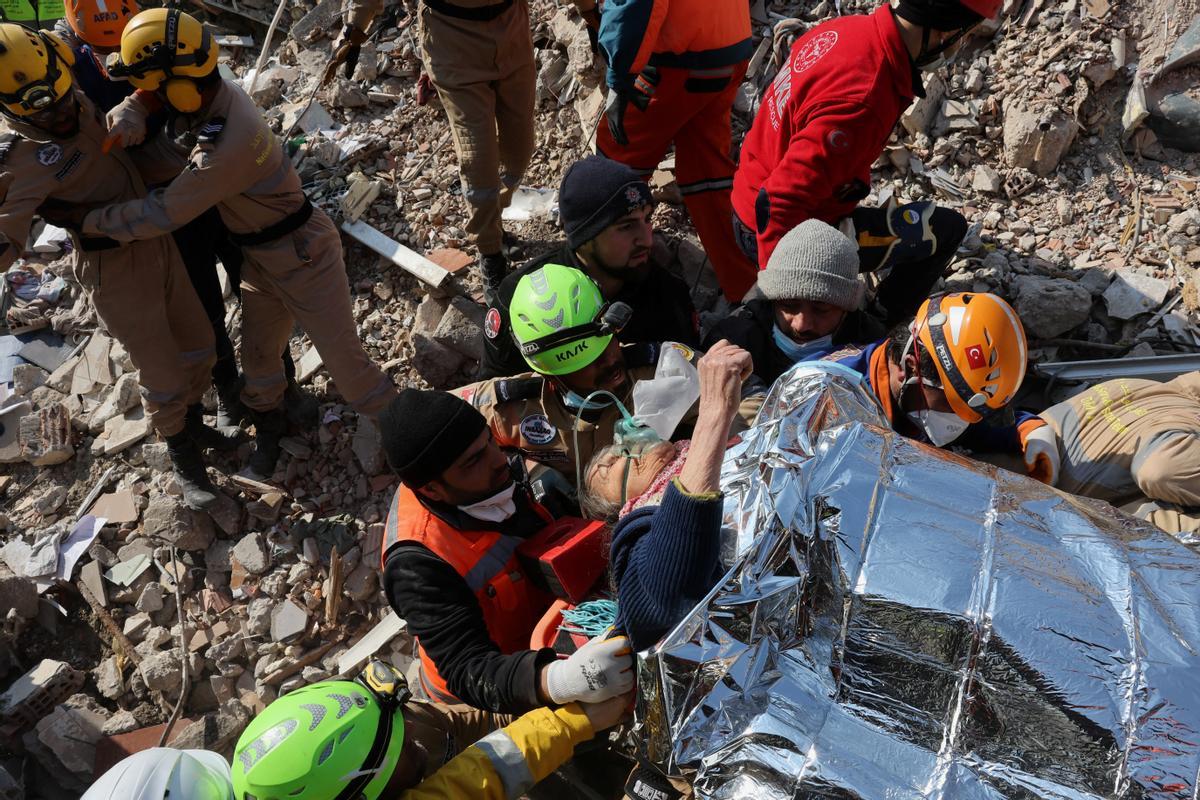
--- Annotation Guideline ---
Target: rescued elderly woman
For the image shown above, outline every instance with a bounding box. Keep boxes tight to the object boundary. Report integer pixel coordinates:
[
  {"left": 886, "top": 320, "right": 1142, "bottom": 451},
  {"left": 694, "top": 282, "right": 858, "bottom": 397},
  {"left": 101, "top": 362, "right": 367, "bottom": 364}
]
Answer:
[{"left": 590, "top": 340, "right": 752, "bottom": 651}]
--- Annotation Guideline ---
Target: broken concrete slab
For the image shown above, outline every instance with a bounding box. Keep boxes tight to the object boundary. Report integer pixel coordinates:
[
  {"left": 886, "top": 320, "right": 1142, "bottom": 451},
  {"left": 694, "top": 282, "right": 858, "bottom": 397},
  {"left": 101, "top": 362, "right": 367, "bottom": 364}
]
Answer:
[
  {"left": 0, "top": 563, "right": 38, "bottom": 620},
  {"left": 138, "top": 651, "right": 182, "bottom": 694},
  {"left": 88, "top": 489, "right": 139, "bottom": 525},
  {"left": 231, "top": 532, "right": 271, "bottom": 575},
  {"left": 270, "top": 599, "right": 309, "bottom": 642},
  {"left": 1103, "top": 272, "right": 1171, "bottom": 319},
  {"left": 87, "top": 373, "right": 141, "bottom": 434},
  {"left": 297, "top": 346, "right": 324, "bottom": 383},
  {"left": 18, "top": 403, "right": 74, "bottom": 466},
  {"left": 1002, "top": 101, "right": 1078, "bottom": 177},
  {"left": 100, "top": 406, "right": 152, "bottom": 455},
  {"left": 1013, "top": 275, "right": 1094, "bottom": 339},
  {"left": 336, "top": 611, "right": 406, "bottom": 676},
  {"left": 78, "top": 560, "right": 107, "bottom": 608},
  {"left": 33, "top": 694, "right": 110, "bottom": 777},
  {"left": 104, "top": 553, "right": 153, "bottom": 588},
  {"left": 71, "top": 333, "right": 112, "bottom": 396},
  {"left": 0, "top": 660, "right": 86, "bottom": 732},
  {"left": 143, "top": 495, "right": 215, "bottom": 552}
]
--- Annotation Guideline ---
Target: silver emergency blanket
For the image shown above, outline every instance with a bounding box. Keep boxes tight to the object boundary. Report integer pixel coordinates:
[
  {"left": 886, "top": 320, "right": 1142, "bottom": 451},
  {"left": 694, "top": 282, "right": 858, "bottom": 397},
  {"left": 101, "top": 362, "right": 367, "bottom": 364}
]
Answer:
[{"left": 636, "top": 363, "right": 1200, "bottom": 799}]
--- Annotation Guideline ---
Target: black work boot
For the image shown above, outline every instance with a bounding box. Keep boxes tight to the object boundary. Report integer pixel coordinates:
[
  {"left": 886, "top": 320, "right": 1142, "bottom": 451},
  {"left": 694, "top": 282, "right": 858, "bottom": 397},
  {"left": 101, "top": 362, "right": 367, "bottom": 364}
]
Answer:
[
  {"left": 166, "top": 431, "right": 218, "bottom": 510},
  {"left": 215, "top": 377, "right": 246, "bottom": 428},
  {"left": 283, "top": 380, "right": 320, "bottom": 432},
  {"left": 186, "top": 404, "right": 244, "bottom": 451},
  {"left": 247, "top": 407, "right": 287, "bottom": 479},
  {"left": 480, "top": 252, "right": 508, "bottom": 305}
]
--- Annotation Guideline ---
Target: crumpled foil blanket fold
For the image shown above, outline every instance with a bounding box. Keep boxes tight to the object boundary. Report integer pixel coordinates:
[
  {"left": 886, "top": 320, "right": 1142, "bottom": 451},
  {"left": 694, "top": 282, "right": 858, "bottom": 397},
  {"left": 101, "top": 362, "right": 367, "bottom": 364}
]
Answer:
[{"left": 636, "top": 363, "right": 1200, "bottom": 799}]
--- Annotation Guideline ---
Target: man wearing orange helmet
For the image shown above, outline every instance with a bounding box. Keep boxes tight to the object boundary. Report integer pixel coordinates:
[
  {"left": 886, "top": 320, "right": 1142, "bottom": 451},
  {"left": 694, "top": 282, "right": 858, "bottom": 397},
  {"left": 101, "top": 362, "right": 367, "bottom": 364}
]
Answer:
[
  {"left": 732, "top": 0, "right": 1001, "bottom": 327},
  {"left": 826, "top": 292, "right": 1059, "bottom": 483}
]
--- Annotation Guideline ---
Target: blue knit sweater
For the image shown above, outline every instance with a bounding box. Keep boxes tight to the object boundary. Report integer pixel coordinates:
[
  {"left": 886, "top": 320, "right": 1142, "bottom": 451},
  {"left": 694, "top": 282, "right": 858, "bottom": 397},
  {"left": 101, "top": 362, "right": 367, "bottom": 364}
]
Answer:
[{"left": 611, "top": 480, "right": 725, "bottom": 651}]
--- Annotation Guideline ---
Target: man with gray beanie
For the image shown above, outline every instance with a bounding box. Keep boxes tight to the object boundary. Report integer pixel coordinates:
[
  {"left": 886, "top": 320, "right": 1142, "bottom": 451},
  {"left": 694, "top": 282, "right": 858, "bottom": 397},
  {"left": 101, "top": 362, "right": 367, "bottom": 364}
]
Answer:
[
  {"left": 706, "top": 220, "right": 887, "bottom": 386},
  {"left": 376, "top": 388, "right": 634, "bottom": 714},
  {"left": 477, "top": 154, "right": 698, "bottom": 380}
]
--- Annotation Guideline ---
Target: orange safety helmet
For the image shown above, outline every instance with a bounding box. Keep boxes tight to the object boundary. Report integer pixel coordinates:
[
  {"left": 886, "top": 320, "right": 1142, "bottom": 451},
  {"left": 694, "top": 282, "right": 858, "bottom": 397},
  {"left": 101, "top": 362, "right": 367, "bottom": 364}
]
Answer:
[
  {"left": 64, "top": 0, "right": 139, "bottom": 52},
  {"left": 911, "top": 292, "right": 1027, "bottom": 424}
]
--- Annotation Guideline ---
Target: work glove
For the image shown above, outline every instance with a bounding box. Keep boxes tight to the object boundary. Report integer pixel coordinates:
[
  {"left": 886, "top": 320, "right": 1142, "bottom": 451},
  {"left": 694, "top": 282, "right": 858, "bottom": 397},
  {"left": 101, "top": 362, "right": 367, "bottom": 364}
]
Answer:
[
  {"left": 104, "top": 102, "right": 148, "bottom": 150},
  {"left": 604, "top": 88, "right": 629, "bottom": 146},
  {"left": 543, "top": 632, "right": 634, "bottom": 704},
  {"left": 323, "top": 25, "right": 367, "bottom": 85},
  {"left": 1022, "top": 424, "right": 1061, "bottom": 486}
]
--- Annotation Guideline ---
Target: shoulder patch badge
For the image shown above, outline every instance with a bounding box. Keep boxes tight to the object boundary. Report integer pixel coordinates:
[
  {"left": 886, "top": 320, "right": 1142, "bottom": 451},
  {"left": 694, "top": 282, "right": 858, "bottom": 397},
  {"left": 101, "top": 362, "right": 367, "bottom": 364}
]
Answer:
[
  {"left": 519, "top": 414, "right": 557, "bottom": 446},
  {"left": 197, "top": 117, "right": 227, "bottom": 144},
  {"left": 36, "top": 142, "right": 62, "bottom": 166},
  {"left": 0, "top": 133, "right": 18, "bottom": 165},
  {"left": 484, "top": 307, "right": 502, "bottom": 340}
]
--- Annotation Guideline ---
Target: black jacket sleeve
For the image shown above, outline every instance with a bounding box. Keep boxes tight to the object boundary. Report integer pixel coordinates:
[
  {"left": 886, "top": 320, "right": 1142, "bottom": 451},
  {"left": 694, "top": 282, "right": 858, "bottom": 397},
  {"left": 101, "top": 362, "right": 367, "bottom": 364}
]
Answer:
[
  {"left": 705, "top": 301, "right": 776, "bottom": 383},
  {"left": 647, "top": 270, "right": 700, "bottom": 348},
  {"left": 383, "top": 542, "right": 557, "bottom": 714}
]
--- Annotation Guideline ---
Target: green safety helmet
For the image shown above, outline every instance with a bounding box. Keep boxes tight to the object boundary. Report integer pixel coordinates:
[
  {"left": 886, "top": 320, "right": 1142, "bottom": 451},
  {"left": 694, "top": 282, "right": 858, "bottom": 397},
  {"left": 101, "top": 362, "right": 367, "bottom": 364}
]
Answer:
[
  {"left": 509, "top": 263, "right": 632, "bottom": 376},
  {"left": 232, "top": 662, "right": 410, "bottom": 800}
]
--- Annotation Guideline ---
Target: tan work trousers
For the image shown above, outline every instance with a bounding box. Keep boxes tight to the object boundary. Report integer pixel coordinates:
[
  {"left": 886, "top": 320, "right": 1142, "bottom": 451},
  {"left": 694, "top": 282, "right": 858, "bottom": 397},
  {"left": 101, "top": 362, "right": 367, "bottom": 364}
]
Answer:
[
  {"left": 403, "top": 701, "right": 513, "bottom": 777},
  {"left": 420, "top": 1, "right": 536, "bottom": 255},
  {"left": 237, "top": 208, "right": 396, "bottom": 416},
  {"left": 79, "top": 234, "right": 214, "bottom": 437}
]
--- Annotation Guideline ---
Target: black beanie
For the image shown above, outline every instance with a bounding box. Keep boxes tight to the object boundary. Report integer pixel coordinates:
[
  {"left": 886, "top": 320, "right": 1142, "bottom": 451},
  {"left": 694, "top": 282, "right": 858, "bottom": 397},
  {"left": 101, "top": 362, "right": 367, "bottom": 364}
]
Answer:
[
  {"left": 379, "top": 389, "right": 487, "bottom": 488},
  {"left": 559, "top": 155, "right": 654, "bottom": 250},
  {"left": 895, "top": 0, "right": 984, "bottom": 31}
]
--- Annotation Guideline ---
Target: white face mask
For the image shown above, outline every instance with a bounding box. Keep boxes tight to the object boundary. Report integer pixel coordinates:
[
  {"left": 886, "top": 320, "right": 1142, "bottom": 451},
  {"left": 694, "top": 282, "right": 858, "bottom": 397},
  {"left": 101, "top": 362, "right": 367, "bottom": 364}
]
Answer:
[
  {"left": 458, "top": 482, "right": 517, "bottom": 523},
  {"left": 906, "top": 408, "right": 969, "bottom": 447}
]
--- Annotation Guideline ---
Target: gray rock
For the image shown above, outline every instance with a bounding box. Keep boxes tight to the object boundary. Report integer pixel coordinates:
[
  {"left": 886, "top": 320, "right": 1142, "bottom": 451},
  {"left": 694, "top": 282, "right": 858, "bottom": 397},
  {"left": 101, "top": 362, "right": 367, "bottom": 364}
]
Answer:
[
  {"left": 342, "top": 562, "right": 378, "bottom": 602},
  {"left": 411, "top": 333, "right": 466, "bottom": 389},
  {"left": 972, "top": 164, "right": 1003, "bottom": 194},
  {"left": 205, "top": 540, "right": 234, "bottom": 573},
  {"left": 122, "top": 612, "right": 152, "bottom": 642},
  {"left": 1077, "top": 267, "right": 1113, "bottom": 296},
  {"left": 270, "top": 599, "right": 309, "bottom": 642},
  {"left": 88, "top": 373, "right": 141, "bottom": 434},
  {"left": 1013, "top": 276, "right": 1093, "bottom": 338},
  {"left": 433, "top": 296, "right": 486, "bottom": 361},
  {"left": 144, "top": 494, "right": 215, "bottom": 551},
  {"left": 246, "top": 598, "right": 273, "bottom": 637},
  {"left": 352, "top": 416, "right": 384, "bottom": 476},
  {"left": 1103, "top": 271, "right": 1171, "bottom": 320},
  {"left": 100, "top": 708, "right": 140, "bottom": 736},
  {"left": 232, "top": 532, "right": 271, "bottom": 574},
  {"left": 136, "top": 581, "right": 165, "bottom": 613},
  {"left": 33, "top": 696, "right": 109, "bottom": 778},
  {"left": 0, "top": 569, "right": 38, "bottom": 619},
  {"left": 139, "top": 651, "right": 182, "bottom": 693},
  {"left": 1002, "top": 101, "right": 1077, "bottom": 177},
  {"left": 142, "top": 441, "right": 172, "bottom": 472},
  {"left": 94, "top": 656, "right": 124, "bottom": 700}
]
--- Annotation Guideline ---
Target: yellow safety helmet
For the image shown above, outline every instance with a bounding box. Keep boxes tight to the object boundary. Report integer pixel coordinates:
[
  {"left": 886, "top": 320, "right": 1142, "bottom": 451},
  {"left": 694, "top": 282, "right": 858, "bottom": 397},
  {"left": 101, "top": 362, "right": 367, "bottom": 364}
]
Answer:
[
  {"left": 107, "top": 7, "right": 216, "bottom": 113},
  {"left": 0, "top": 24, "right": 76, "bottom": 118}
]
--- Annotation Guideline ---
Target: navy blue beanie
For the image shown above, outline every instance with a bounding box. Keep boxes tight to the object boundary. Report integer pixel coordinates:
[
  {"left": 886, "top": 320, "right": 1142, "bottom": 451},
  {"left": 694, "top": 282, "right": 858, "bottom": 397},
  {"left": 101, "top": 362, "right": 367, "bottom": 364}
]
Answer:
[
  {"left": 379, "top": 389, "right": 486, "bottom": 487},
  {"left": 559, "top": 155, "right": 654, "bottom": 250}
]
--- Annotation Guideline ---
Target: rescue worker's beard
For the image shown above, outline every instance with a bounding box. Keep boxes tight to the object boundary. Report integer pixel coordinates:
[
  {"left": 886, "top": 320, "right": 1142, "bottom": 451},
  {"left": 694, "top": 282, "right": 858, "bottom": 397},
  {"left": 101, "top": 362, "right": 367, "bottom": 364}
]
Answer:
[{"left": 580, "top": 241, "right": 650, "bottom": 284}]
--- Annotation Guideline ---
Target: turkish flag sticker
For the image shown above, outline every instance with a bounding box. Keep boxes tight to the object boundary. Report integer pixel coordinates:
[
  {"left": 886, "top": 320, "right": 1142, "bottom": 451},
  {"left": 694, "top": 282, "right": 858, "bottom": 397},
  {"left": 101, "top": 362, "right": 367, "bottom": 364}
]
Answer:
[{"left": 965, "top": 344, "right": 986, "bottom": 369}]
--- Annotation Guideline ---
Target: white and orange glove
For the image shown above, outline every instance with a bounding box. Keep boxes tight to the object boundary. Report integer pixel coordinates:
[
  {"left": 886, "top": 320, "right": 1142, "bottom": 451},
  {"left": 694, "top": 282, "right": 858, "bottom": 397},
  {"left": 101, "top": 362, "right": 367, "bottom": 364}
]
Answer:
[{"left": 1022, "top": 424, "right": 1061, "bottom": 486}]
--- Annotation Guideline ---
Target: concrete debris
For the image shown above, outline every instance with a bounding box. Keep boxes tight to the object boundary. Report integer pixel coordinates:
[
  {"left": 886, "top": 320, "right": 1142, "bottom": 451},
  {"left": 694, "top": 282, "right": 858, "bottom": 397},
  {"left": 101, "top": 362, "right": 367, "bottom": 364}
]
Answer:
[
  {"left": 87, "top": 372, "right": 141, "bottom": 434},
  {"left": 1002, "top": 102, "right": 1078, "bottom": 177},
  {"left": 18, "top": 403, "right": 74, "bottom": 466},
  {"left": 270, "top": 599, "right": 309, "bottom": 642},
  {"left": 232, "top": 532, "right": 271, "bottom": 575},
  {"left": 1013, "top": 276, "right": 1094, "bottom": 339},
  {"left": 32, "top": 694, "right": 110, "bottom": 779},
  {"left": 1103, "top": 272, "right": 1172, "bottom": 319},
  {"left": 144, "top": 494, "right": 216, "bottom": 552},
  {"left": 138, "top": 651, "right": 183, "bottom": 694}
]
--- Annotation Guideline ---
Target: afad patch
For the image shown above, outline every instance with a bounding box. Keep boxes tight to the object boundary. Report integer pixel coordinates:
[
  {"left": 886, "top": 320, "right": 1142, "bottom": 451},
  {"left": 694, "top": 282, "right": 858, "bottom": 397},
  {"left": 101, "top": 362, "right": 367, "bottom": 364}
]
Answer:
[
  {"left": 519, "top": 413, "right": 556, "bottom": 445},
  {"left": 484, "top": 307, "right": 502, "bottom": 340},
  {"left": 36, "top": 142, "right": 62, "bottom": 166}
]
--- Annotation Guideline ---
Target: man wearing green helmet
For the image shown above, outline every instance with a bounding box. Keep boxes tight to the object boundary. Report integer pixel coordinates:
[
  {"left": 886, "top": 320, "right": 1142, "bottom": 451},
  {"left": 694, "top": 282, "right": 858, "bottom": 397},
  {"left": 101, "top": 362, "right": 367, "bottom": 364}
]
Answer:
[
  {"left": 456, "top": 263, "right": 765, "bottom": 486},
  {"left": 229, "top": 661, "right": 630, "bottom": 799}
]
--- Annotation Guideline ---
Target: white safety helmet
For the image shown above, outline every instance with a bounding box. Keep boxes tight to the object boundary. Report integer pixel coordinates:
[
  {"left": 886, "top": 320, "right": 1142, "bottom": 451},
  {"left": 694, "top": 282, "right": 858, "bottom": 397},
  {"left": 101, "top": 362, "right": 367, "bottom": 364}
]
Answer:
[{"left": 82, "top": 748, "right": 234, "bottom": 800}]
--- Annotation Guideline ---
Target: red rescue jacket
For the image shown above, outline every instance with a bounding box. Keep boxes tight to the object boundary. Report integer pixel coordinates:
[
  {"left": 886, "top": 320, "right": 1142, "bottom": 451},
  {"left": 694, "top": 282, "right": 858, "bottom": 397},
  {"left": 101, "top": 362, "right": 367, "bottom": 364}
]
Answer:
[
  {"left": 383, "top": 486, "right": 556, "bottom": 704},
  {"left": 732, "top": 4, "right": 919, "bottom": 266}
]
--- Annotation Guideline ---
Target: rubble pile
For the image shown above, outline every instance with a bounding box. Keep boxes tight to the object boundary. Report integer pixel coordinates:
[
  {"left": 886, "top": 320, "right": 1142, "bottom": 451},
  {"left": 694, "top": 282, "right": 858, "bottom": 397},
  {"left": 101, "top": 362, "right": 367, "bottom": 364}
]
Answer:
[{"left": 1, "top": 0, "right": 1198, "bottom": 794}]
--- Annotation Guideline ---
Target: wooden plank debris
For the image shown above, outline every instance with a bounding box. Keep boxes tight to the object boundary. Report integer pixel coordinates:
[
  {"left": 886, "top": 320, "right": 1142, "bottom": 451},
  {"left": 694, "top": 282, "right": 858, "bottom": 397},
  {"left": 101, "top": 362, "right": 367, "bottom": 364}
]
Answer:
[{"left": 341, "top": 220, "right": 454, "bottom": 291}]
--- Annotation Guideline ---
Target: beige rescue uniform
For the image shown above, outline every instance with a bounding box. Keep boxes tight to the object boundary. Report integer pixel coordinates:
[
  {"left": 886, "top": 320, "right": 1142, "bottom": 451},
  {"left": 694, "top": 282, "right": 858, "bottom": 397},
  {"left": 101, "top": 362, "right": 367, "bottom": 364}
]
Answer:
[
  {"left": 453, "top": 343, "right": 764, "bottom": 484},
  {"left": 403, "top": 701, "right": 513, "bottom": 778},
  {"left": 0, "top": 92, "right": 213, "bottom": 437},
  {"left": 347, "top": 0, "right": 545, "bottom": 255},
  {"left": 81, "top": 81, "right": 396, "bottom": 416},
  {"left": 1041, "top": 373, "right": 1200, "bottom": 534}
]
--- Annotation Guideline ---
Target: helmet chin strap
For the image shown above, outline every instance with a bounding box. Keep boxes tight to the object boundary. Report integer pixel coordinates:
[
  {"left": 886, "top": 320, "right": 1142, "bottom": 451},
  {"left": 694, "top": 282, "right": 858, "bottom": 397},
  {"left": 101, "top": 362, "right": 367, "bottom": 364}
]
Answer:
[{"left": 913, "top": 23, "right": 973, "bottom": 68}]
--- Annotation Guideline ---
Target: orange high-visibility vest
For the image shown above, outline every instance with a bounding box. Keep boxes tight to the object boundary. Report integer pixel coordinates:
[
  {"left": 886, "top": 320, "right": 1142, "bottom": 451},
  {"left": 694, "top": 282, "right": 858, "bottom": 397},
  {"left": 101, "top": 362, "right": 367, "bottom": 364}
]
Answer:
[{"left": 382, "top": 486, "right": 555, "bottom": 704}]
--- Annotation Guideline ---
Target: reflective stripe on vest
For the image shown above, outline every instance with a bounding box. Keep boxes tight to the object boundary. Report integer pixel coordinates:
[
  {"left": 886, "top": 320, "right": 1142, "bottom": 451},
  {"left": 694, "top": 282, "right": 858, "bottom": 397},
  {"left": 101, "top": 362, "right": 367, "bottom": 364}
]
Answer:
[{"left": 382, "top": 486, "right": 555, "bottom": 704}]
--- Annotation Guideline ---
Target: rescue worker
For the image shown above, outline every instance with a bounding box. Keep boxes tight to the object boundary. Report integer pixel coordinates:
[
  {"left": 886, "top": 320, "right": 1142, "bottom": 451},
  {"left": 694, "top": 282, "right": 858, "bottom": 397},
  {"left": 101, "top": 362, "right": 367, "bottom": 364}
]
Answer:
[
  {"left": 461, "top": 264, "right": 764, "bottom": 486},
  {"left": 0, "top": 22, "right": 229, "bottom": 509},
  {"left": 826, "top": 292, "right": 1060, "bottom": 482},
  {"left": 1039, "top": 372, "right": 1200, "bottom": 535},
  {"left": 379, "top": 388, "right": 634, "bottom": 713},
  {"left": 732, "top": 0, "right": 998, "bottom": 324},
  {"left": 335, "top": 0, "right": 599, "bottom": 298},
  {"left": 706, "top": 219, "right": 884, "bottom": 387},
  {"left": 54, "top": 9, "right": 399, "bottom": 477},
  {"left": 232, "top": 665, "right": 630, "bottom": 798},
  {"left": 597, "top": 0, "right": 756, "bottom": 301},
  {"left": 58, "top": 0, "right": 259, "bottom": 429},
  {"left": 479, "top": 154, "right": 698, "bottom": 380}
]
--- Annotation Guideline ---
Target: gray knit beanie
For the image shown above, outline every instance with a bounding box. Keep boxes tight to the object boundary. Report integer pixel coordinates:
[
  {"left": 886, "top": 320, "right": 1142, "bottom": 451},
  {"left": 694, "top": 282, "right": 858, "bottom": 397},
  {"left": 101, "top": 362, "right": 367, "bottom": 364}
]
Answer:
[{"left": 756, "top": 220, "right": 863, "bottom": 309}]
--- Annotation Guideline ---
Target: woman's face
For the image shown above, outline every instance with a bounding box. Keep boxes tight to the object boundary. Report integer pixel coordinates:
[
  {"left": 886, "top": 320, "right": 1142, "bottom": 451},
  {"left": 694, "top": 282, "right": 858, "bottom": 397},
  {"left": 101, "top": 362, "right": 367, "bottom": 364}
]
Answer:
[{"left": 586, "top": 440, "right": 679, "bottom": 506}]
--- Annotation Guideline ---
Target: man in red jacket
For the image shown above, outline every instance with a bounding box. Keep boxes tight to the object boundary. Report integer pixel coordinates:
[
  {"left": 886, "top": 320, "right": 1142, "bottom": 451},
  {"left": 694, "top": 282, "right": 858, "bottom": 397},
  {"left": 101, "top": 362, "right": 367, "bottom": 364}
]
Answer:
[{"left": 732, "top": 0, "right": 1000, "bottom": 327}]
